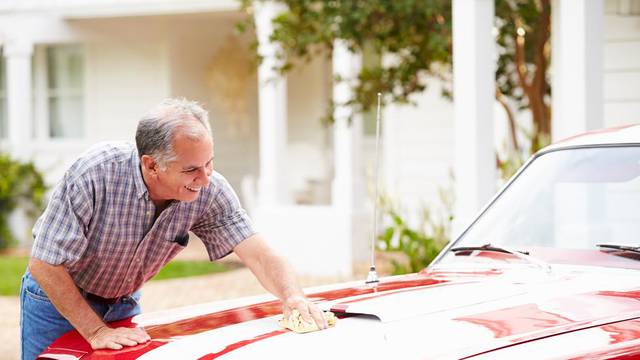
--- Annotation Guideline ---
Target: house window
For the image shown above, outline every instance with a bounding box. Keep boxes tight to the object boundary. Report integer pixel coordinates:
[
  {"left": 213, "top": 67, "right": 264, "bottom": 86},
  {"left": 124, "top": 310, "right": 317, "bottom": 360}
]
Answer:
[
  {"left": 45, "top": 45, "right": 84, "bottom": 138},
  {"left": 606, "top": 0, "right": 640, "bottom": 15},
  {"left": 0, "top": 49, "right": 7, "bottom": 139}
]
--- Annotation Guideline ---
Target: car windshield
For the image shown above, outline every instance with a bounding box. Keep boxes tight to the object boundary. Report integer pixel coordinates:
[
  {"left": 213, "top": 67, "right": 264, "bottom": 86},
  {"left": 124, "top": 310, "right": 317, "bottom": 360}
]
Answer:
[{"left": 438, "top": 145, "right": 640, "bottom": 268}]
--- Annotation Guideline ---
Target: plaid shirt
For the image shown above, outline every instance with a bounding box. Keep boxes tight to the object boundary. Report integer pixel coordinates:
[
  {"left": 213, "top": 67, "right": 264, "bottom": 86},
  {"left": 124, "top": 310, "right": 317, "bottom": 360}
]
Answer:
[{"left": 31, "top": 142, "right": 255, "bottom": 298}]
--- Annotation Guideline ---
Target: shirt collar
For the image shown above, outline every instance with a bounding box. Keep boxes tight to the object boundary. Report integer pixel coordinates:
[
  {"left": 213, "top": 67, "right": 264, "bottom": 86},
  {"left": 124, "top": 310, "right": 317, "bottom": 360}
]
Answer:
[{"left": 131, "top": 148, "right": 149, "bottom": 200}]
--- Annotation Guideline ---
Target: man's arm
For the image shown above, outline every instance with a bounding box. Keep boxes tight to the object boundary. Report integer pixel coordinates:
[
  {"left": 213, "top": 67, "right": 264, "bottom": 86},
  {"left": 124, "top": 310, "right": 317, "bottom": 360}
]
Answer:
[
  {"left": 234, "top": 234, "right": 328, "bottom": 329},
  {"left": 28, "top": 258, "right": 150, "bottom": 350}
]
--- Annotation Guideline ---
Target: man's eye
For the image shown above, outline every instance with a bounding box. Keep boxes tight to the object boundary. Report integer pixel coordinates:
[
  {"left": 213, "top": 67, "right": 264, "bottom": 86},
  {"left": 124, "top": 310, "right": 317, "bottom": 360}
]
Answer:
[{"left": 183, "top": 169, "right": 197, "bottom": 173}]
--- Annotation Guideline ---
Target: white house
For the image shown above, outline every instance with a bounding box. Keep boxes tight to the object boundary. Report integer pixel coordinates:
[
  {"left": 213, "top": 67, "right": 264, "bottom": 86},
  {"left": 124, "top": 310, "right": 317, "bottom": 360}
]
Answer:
[{"left": 0, "top": 0, "right": 638, "bottom": 276}]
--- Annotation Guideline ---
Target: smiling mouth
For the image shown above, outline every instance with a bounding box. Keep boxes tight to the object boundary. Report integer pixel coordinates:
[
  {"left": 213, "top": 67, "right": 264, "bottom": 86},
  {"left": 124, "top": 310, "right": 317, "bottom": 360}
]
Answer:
[{"left": 185, "top": 185, "right": 201, "bottom": 192}]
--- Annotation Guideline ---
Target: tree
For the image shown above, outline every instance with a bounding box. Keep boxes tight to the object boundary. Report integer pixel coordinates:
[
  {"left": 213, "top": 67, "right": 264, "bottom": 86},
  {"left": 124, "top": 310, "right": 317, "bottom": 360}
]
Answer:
[
  {"left": 240, "top": 0, "right": 551, "bottom": 163},
  {"left": 495, "top": 0, "right": 551, "bottom": 158},
  {"left": 240, "top": 0, "right": 452, "bottom": 115}
]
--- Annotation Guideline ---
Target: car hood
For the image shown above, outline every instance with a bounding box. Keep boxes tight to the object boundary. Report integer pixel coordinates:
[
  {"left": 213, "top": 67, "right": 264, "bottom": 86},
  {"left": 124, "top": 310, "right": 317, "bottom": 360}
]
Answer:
[{"left": 39, "top": 265, "right": 640, "bottom": 359}]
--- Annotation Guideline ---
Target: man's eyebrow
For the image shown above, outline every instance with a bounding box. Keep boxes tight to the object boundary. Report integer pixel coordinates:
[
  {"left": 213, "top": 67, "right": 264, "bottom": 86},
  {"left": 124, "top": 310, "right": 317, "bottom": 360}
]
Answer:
[{"left": 182, "top": 156, "right": 214, "bottom": 171}]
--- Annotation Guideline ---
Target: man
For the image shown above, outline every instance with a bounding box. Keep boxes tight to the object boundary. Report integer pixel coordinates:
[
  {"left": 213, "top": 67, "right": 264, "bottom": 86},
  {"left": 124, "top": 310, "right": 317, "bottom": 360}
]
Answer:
[{"left": 20, "top": 98, "right": 327, "bottom": 360}]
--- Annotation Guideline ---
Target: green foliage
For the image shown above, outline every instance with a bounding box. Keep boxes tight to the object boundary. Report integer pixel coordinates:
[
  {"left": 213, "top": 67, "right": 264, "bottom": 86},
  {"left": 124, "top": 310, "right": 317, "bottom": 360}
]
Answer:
[
  {"left": 495, "top": 0, "right": 552, "bottom": 155},
  {"left": 0, "top": 154, "right": 47, "bottom": 249},
  {"left": 0, "top": 255, "right": 29, "bottom": 295},
  {"left": 377, "top": 188, "right": 453, "bottom": 275},
  {"left": 150, "top": 260, "right": 230, "bottom": 281},
  {"left": 497, "top": 152, "right": 525, "bottom": 182},
  {"left": 240, "top": 0, "right": 551, "bottom": 153},
  {"left": 495, "top": 0, "right": 551, "bottom": 112},
  {"left": 0, "top": 257, "right": 232, "bottom": 296},
  {"left": 240, "top": 0, "right": 452, "bottom": 120}
]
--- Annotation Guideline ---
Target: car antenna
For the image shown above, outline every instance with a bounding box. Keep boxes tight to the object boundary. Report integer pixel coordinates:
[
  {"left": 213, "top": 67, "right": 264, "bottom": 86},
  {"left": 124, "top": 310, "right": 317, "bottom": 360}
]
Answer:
[{"left": 365, "top": 92, "right": 383, "bottom": 287}]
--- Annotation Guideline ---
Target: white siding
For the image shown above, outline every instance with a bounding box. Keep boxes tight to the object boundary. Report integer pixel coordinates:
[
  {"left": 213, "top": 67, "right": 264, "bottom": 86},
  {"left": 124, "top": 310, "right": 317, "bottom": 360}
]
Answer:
[
  {"left": 165, "top": 14, "right": 259, "bottom": 195},
  {"left": 379, "top": 9, "right": 640, "bottom": 226},
  {"left": 286, "top": 56, "right": 333, "bottom": 203},
  {"left": 604, "top": 72, "right": 640, "bottom": 102},
  {"left": 382, "top": 78, "right": 454, "bottom": 223},
  {"left": 604, "top": 13, "right": 640, "bottom": 127},
  {"left": 604, "top": 41, "right": 640, "bottom": 70},
  {"left": 25, "top": 18, "right": 173, "bottom": 184},
  {"left": 85, "top": 41, "right": 170, "bottom": 142},
  {"left": 0, "top": 0, "right": 240, "bottom": 17}
]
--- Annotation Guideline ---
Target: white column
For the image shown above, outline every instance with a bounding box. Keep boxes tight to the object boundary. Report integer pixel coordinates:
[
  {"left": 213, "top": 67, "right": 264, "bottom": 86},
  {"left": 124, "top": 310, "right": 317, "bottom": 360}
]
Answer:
[
  {"left": 551, "top": 0, "right": 604, "bottom": 247},
  {"left": 254, "top": 1, "right": 288, "bottom": 206},
  {"left": 551, "top": 0, "right": 604, "bottom": 140},
  {"left": 331, "top": 40, "right": 364, "bottom": 212},
  {"left": 452, "top": 0, "right": 496, "bottom": 237},
  {"left": 331, "top": 40, "right": 370, "bottom": 268},
  {"left": 4, "top": 39, "right": 34, "bottom": 160}
]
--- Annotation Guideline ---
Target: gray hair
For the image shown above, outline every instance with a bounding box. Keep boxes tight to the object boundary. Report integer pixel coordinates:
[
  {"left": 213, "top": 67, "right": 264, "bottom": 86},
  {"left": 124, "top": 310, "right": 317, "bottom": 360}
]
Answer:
[{"left": 136, "top": 98, "right": 212, "bottom": 168}]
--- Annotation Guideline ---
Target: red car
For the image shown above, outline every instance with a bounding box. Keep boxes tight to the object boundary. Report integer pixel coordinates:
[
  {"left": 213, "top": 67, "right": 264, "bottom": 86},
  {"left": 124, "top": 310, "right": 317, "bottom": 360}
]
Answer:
[{"left": 39, "top": 124, "right": 640, "bottom": 359}]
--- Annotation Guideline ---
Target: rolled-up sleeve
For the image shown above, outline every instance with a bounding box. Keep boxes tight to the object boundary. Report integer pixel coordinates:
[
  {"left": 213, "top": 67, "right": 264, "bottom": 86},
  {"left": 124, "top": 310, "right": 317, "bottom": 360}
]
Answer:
[
  {"left": 191, "top": 175, "right": 256, "bottom": 260},
  {"left": 31, "top": 175, "right": 92, "bottom": 265}
]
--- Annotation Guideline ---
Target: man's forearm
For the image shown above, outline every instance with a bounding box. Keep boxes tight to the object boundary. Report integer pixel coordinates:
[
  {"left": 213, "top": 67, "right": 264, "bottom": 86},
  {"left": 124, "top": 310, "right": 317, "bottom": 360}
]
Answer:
[
  {"left": 253, "top": 252, "right": 303, "bottom": 301},
  {"left": 28, "top": 258, "right": 107, "bottom": 340},
  {"left": 234, "top": 234, "right": 328, "bottom": 329},
  {"left": 234, "top": 234, "right": 304, "bottom": 301}
]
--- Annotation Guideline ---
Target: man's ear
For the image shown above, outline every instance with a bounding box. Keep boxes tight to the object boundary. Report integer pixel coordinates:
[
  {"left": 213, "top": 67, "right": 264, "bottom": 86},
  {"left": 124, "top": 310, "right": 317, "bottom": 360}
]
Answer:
[{"left": 141, "top": 155, "right": 159, "bottom": 175}]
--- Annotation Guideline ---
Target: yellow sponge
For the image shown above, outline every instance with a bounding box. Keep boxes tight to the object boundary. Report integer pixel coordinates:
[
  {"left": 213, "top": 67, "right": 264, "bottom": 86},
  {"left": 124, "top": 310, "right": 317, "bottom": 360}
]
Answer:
[{"left": 278, "top": 310, "right": 337, "bottom": 333}]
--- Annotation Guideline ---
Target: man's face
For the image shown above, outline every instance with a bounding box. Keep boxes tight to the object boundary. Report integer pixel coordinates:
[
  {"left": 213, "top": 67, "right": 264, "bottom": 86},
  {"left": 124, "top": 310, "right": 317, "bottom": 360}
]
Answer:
[{"left": 154, "top": 132, "right": 214, "bottom": 203}]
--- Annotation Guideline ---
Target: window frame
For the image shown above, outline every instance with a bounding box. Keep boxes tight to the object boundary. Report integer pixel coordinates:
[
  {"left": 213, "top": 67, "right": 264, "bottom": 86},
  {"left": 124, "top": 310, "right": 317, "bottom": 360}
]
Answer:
[
  {"left": 33, "top": 43, "right": 87, "bottom": 142},
  {"left": 0, "top": 48, "right": 7, "bottom": 142}
]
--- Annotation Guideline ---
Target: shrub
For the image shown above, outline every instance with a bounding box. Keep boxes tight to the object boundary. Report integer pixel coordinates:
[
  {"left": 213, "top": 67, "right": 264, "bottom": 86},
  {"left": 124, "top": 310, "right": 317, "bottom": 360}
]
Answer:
[
  {"left": 377, "top": 187, "right": 453, "bottom": 275},
  {"left": 0, "top": 154, "right": 46, "bottom": 249}
]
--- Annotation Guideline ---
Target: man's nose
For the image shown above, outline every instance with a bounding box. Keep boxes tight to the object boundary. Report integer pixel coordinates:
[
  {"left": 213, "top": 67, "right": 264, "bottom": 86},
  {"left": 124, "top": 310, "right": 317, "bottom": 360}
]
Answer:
[{"left": 197, "top": 167, "right": 210, "bottom": 184}]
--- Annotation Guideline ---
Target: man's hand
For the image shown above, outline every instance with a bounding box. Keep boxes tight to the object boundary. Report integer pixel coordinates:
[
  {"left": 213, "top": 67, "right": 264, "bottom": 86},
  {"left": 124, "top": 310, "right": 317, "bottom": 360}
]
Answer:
[
  {"left": 283, "top": 295, "right": 328, "bottom": 330},
  {"left": 234, "top": 235, "right": 329, "bottom": 331},
  {"left": 29, "top": 259, "right": 150, "bottom": 350},
  {"left": 87, "top": 325, "right": 150, "bottom": 350}
]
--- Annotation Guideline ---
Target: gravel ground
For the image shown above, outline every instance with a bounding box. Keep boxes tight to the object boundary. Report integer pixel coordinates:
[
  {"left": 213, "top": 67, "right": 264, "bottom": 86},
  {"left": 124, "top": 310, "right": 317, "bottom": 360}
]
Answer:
[
  {"left": 1, "top": 240, "right": 362, "bottom": 359},
  {"left": 0, "top": 296, "right": 21, "bottom": 360}
]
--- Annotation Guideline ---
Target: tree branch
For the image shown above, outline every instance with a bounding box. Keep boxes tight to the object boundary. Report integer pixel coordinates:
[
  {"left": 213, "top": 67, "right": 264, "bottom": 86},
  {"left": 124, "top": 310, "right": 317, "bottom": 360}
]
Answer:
[
  {"left": 531, "top": 0, "right": 550, "bottom": 94},
  {"left": 513, "top": 15, "right": 531, "bottom": 95},
  {"left": 495, "top": 86, "right": 520, "bottom": 153}
]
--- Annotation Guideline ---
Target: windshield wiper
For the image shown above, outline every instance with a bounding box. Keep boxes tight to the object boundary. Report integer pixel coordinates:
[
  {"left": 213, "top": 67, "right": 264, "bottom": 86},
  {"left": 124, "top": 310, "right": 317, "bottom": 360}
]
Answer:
[
  {"left": 450, "top": 243, "right": 553, "bottom": 273},
  {"left": 596, "top": 243, "right": 640, "bottom": 255}
]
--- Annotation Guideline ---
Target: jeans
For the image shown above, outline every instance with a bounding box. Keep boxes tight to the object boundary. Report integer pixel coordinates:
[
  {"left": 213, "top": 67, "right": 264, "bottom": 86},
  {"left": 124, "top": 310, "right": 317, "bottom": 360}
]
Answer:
[{"left": 19, "top": 271, "right": 142, "bottom": 360}]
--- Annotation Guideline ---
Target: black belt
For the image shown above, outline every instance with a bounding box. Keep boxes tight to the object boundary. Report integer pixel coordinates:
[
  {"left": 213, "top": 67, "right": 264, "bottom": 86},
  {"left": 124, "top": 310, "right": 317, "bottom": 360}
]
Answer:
[{"left": 80, "top": 289, "right": 121, "bottom": 305}]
